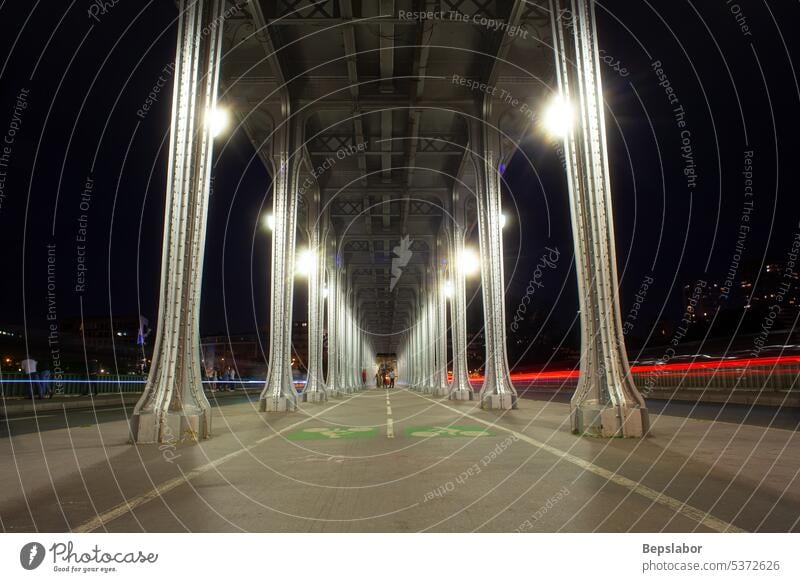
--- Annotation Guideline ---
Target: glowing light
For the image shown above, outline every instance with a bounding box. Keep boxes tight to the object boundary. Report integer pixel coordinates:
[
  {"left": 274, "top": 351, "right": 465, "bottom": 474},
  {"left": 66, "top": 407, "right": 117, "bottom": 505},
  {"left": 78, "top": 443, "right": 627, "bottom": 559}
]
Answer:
[
  {"left": 500, "top": 213, "right": 507, "bottom": 229},
  {"left": 542, "top": 95, "right": 573, "bottom": 138},
  {"left": 263, "top": 213, "right": 275, "bottom": 231},
  {"left": 442, "top": 280, "right": 454, "bottom": 297},
  {"left": 295, "top": 249, "right": 315, "bottom": 277},
  {"left": 208, "top": 106, "right": 230, "bottom": 138},
  {"left": 323, "top": 286, "right": 329, "bottom": 298},
  {"left": 458, "top": 248, "right": 480, "bottom": 276}
]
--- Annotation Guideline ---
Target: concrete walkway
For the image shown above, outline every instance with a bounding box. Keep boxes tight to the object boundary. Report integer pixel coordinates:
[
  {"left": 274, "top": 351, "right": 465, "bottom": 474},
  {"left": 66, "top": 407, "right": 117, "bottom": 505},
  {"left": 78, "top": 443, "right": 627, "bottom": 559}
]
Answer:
[{"left": 1, "top": 388, "right": 798, "bottom": 532}]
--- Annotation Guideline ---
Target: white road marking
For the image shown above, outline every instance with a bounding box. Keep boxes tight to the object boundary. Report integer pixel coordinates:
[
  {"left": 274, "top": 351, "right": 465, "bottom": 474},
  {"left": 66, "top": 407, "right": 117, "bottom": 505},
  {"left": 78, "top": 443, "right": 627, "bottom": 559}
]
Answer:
[
  {"left": 71, "top": 394, "right": 359, "bottom": 533},
  {"left": 3, "top": 414, "right": 57, "bottom": 421},
  {"left": 414, "top": 391, "right": 746, "bottom": 533},
  {"left": 386, "top": 390, "right": 394, "bottom": 439}
]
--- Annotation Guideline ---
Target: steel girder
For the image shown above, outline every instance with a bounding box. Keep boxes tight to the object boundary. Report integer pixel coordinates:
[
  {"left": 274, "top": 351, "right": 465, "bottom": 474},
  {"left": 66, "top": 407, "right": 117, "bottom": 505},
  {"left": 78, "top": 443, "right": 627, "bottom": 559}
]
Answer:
[
  {"left": 131, "top": 0, "right": 225, "bottom": 443},
  {"left": 551, "top": 0, "right": 648, "bottom": 437}
]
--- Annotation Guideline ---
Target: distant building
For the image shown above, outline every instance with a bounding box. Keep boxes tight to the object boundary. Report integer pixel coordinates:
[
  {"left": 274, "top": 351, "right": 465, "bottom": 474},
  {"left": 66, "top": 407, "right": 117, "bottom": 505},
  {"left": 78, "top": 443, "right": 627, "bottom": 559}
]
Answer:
[{"left": 740, "top": 263, "right": 800, "bottom": 328}]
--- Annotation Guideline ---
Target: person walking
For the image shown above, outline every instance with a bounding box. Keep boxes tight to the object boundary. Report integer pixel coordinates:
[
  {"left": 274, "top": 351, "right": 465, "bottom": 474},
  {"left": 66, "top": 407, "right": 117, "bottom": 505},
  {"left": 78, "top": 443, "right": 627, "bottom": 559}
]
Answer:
[
  {"left": 389, "top": 369, "right": 396, "bottom": 389},
  {"left": 20, "top": 357, "right": 38, "bottom": 399},
  {"left": 225, "top": 367, "right": 234, "bottom": 391},
  {"left": 361, "top": 368, "right": 367, "bottom": 387},
  {"left": 227, "top": 367, "right": 236, "bottom": 391},
  {"left": 39, "top": 367, "right": 52, "bottom": 399}
]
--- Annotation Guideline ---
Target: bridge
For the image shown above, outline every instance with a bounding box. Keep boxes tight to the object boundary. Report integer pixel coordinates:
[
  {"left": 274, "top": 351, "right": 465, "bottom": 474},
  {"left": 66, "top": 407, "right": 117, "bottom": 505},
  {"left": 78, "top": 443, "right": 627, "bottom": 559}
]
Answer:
[
  {"left": 131, "top": 0, "right": 648, "bottom": 442},
  {"left": 1, "top": 0, "right": 798, "bottom": 534}
]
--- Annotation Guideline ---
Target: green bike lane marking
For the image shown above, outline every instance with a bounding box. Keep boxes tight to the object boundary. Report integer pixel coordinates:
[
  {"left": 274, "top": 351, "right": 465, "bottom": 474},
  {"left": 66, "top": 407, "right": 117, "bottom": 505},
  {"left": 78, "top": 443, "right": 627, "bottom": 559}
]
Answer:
[
  {"left": 405, "top": 425, "right": 495, "bottom": 438},
  {"left": 408, "top": 390, "right": 746, "bottom": 533},
  {"left": 72, "top": 392, "right": 365, "bottom": 532},
  {"left": 287, "top": 427, "right": 378, "bottom": 440}
]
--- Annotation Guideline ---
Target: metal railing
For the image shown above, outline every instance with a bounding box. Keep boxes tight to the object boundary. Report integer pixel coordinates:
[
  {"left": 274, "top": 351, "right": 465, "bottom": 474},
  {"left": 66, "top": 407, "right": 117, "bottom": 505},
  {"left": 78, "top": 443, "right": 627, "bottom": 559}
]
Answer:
[{"left": 0, "top": 373, "right": 146, "bottom": 398}]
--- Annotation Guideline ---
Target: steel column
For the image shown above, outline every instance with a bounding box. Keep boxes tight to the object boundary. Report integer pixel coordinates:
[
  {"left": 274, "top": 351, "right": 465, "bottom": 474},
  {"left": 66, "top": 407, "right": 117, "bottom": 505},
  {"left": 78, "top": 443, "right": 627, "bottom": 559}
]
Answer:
[
  {"left": 303, "top": 216, "right": 328, "bottom": 402},
  {"left": 449, "top": 193, "right": 474, "bottom": 400},
  {"left": 260, "top": 115, "right": 302, "bottom": 413},
  {"left": 326, "top": 253, "right": 342, "bottom": 397},
  {"left": 131, "top": 0, "right": 225, "bottom": 443},
  {"left": 470, "top": 121, "right": 517, "bottom": 410},
  {"left": 433, "top": 253, "right": 450, "bottom": 396},
  {"left": 551, "top": 0, "right": 648, "bottom": 436}
]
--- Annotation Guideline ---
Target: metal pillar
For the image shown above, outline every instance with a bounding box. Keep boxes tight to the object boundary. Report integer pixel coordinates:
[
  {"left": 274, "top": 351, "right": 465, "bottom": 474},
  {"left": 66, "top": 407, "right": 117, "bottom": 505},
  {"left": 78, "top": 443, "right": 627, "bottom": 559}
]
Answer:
[
  {"left": 260, "top": 116, "right": 302, "bottom": 413},
  {"left": 303, "top": 211, "right": 327, "bottom": 403},
  {"left": 449, "top": 192, "right": 474, "bottom": 400},
  {"left": 131, "top": 0, "right": 225, "bottom": 444},
  {"left": 326, "top": 252, "right": 342, "bottom": 398},
  {"left": 470, "top": 121, "right": 517, "bottom": 410},
  {"left": 409, "top": 299, "right": 420, "bottom": 389},
  {"left": 551, "top": 0, "right": 648, "bottom": 437},
  {"left": 433, "top": 248, "right": 450, "bottom": 397},
  {"left": 344, "top": 290, "right": 356, "bottom": 392},
  {"left": 338, "top": 284, "right": 352, "bottom": 394},
  {"left": 335, "top": 269, "right": 349, "bottom": 393},
  {"left": 414, "top": 293, "right": 425, "bottom": 390},
  {"left": 353, "top": 313, "right": 362, "bottom": 391},
  {"left": 424, "top": 270, "right": 438, "bottom": 393}
]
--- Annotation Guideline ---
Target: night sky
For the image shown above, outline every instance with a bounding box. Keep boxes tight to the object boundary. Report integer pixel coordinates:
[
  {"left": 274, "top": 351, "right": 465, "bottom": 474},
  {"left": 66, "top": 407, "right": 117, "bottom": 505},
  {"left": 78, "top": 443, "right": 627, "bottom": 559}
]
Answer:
[{"left": 1, "top": 1, "right": 798, "bottom": 367}]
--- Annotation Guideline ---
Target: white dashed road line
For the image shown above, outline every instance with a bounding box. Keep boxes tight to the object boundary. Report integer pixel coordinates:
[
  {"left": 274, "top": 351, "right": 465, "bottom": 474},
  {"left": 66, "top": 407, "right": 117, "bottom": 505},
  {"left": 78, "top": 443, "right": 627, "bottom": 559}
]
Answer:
[{"left": 386, "top": 390, "right": 394, "bottom": 439}]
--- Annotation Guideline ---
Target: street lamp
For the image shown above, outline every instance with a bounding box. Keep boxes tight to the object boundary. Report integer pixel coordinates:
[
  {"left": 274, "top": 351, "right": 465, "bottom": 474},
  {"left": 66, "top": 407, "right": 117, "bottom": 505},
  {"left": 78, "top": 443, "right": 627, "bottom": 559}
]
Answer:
[
  {"left": 208, "top": 106, "right": 230, "bottom": 138},
  {"left": 458, "top": 248, "right": 480, "bottom": 276},
  {"left": 295, "top": 248, "right": 314, "bottom": 277},
  {"left": 542, "top": 94, "right": 573, "bottom": 138}
]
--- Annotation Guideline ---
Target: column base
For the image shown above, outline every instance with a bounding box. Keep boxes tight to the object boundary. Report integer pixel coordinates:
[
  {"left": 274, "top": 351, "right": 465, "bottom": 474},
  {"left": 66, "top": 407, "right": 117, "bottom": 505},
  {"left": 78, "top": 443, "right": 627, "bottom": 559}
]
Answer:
[
  {"left": 131, "top": 409, "right": 210, "bottom": 444},
  {"left": 260, "top": 397, "right": 298, "bottom": 412},
  {"left": 480, "top": 393, "right": 515, "bottom": 410},
  {"left": 449, "top": 389, "right": 473, "bottom": 401},
  {"left": 303, "top": 391, "right": 328, "bottom": 403},
  {"left": 433, "top": 386, "right": 450, "bottom": 398},
  {"left": 571, "top": 404, "right": 649, "bottom": 437}
]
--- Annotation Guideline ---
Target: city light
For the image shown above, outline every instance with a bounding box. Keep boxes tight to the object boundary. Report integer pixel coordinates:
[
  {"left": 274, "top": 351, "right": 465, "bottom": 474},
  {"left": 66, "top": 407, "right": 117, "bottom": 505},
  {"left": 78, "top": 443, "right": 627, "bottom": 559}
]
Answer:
[
  {"left": 458, "top": 248, "right": 480, "bottom": 276},
  {"left": 442, "top": 280, "right": 454, "bottom": 297},
  {"left": 542, "top": 94, "right": 573, "bottom": 138},
  {"left": 263, "top": 213, "right": 275, "bottom": 231},
  {"left": 295, "top": 249, "right": 315, "bottom": 277},
  {"left": 208, "top": 105, "right": 230, "bottom": 138}
]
